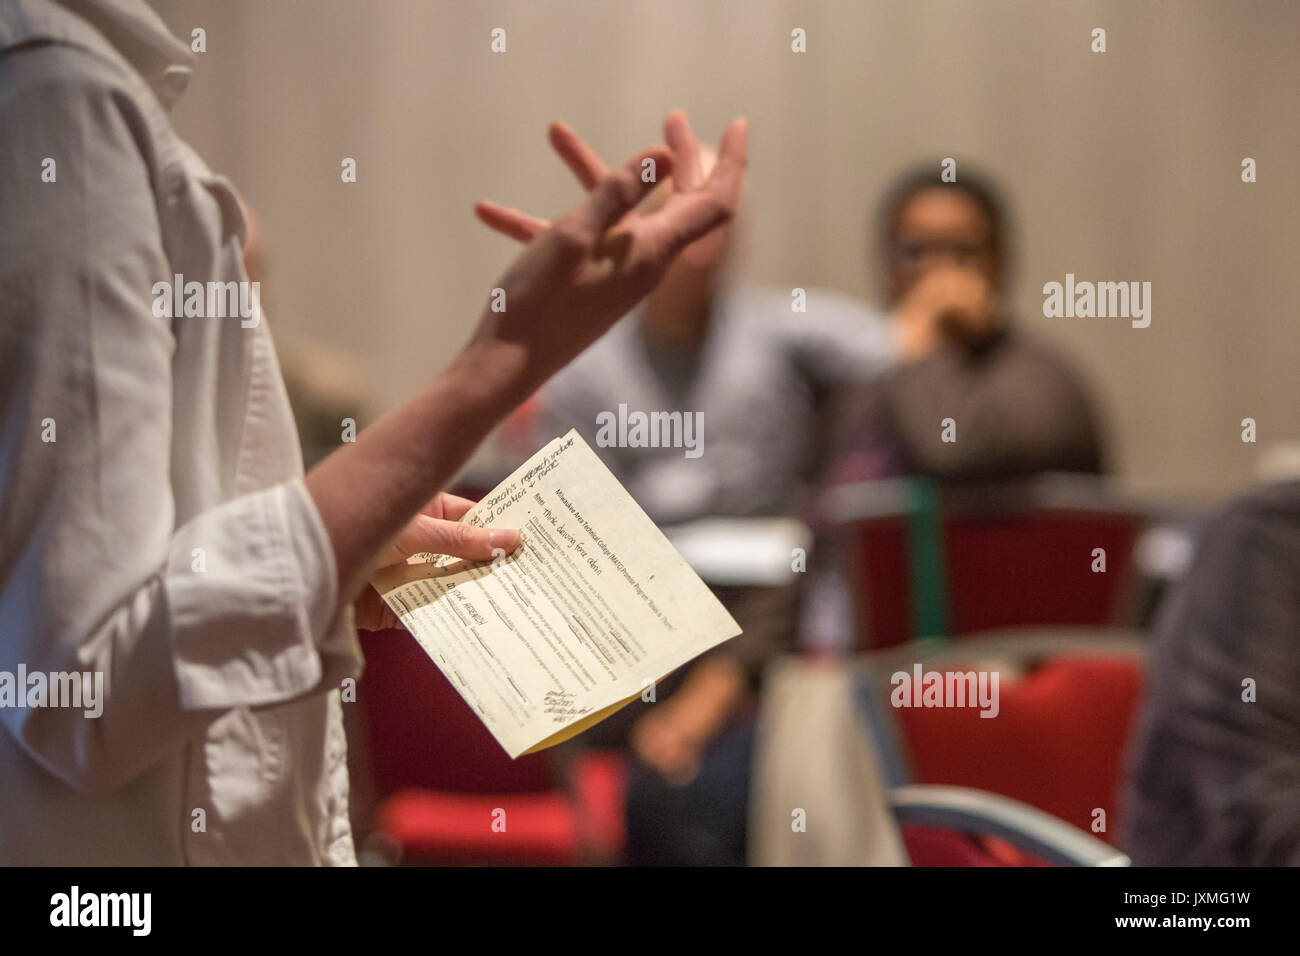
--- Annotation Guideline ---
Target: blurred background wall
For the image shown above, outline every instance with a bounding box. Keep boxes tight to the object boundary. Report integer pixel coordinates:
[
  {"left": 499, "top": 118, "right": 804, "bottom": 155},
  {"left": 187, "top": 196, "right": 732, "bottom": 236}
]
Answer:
[{"left": 156, "top": 0, "right": 1300, "bottom": 503}]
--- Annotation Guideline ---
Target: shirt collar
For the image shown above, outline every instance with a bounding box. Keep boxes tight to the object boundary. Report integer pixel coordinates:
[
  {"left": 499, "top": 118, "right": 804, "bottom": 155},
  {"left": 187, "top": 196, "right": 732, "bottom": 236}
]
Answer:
[{"left": 52, "top": 0, "right": 194, "bottom": 109}]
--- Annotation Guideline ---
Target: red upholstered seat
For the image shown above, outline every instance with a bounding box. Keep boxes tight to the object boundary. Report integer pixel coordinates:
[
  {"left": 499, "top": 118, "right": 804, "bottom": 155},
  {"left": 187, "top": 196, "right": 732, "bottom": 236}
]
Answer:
[
  {"left": 359, "top": 627, "right": 625, "bottom": 864},
  {"left": 899, "top": 826, "right": 1051, "bottom": 867},
  {"left": 894, "top": 655, "right": 1143, "bottom": 864}
]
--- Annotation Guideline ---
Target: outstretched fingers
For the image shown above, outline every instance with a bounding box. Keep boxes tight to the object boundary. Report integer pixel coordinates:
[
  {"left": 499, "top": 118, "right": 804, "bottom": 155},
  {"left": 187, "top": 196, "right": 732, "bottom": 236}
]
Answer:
[
  {"left": 475, "top": 115, "right": 742, "bottom": 260},
  {"left": 709, "top": 115, "right": 749, "bottom": 209},
  {"left": 549, "top": 122, "right": 610, "bottom": 192},
  {"left": 651, "top": 116, "right": 748, "bottom": 254},
  {"left": 474, "top": 200, "right": 550, "bottom": 243},
  {"left": 664, "top": 109, "right": 703, "bottom": 192}
]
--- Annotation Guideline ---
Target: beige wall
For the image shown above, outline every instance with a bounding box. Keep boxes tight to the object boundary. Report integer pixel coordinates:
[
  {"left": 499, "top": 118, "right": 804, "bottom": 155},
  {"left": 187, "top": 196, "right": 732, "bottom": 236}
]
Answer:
[{"left": 159, "top": 0, "right": 1300, "bottom": 505}]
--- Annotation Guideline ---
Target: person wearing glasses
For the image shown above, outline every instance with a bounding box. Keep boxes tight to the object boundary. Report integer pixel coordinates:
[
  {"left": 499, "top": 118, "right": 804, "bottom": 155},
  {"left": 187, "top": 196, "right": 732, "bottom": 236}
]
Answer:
[
  {"left": 823, "top": 167, "right": 1106, "bottom": 486},
  {"left": 800, "top": 169, "right": 1107, "bottom": 663}
]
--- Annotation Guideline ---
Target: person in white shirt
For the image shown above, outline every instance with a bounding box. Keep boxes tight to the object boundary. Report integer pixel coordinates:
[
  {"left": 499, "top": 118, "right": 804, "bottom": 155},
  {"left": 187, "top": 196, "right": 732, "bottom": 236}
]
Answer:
[{"left": 0, "top": 0, "right": 746, "bottom": 865}]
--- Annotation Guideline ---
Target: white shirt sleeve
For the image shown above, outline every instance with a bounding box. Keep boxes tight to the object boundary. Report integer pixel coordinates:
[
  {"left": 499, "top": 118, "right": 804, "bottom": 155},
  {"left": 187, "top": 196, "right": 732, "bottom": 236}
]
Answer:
[{"left": 0, "top": 52, "right": 356, "bottom": 795}]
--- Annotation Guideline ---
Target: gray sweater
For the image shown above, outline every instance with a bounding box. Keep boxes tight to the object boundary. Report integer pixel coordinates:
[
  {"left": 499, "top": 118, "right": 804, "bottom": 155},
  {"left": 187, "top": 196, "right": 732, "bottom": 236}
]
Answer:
[
  {"left": 1124, "top": 479, "right": 1300, "bottom": 865},
  {"left": 825, "top": 326, "right": 1105, "bottom": 485}
]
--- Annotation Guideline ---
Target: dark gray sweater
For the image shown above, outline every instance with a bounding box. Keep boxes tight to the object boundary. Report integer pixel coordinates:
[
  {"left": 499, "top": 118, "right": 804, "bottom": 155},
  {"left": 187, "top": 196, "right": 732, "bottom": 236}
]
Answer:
[
  {"left": 826, "top": 327, "right": 1105, "bottom": 484},
  {"left": 1124, "top": 479, "right": 1300, "bottom": 865}
]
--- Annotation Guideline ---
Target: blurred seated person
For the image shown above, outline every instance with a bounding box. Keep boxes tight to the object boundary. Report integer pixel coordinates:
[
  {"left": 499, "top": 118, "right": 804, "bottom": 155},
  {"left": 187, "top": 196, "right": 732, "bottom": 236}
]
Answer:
[
  {"left": 489, "top": 147, "right": 895, "bottom": 864},
  {"left": 803, "top": 168, "right": 1109, "bottom": 657},
  {"left": 1124, "top": 477, "right": 1300, "bottom": 865},
  {"left": 824, "top": 167, "right": 1105, "bottom": 486}
]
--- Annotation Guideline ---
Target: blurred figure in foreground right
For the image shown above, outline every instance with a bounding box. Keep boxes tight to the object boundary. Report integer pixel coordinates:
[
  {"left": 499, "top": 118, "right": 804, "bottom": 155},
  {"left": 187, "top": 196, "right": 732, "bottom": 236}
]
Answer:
[{"left": 1124, "top": 477, "right": 1300, "bottom": 865}]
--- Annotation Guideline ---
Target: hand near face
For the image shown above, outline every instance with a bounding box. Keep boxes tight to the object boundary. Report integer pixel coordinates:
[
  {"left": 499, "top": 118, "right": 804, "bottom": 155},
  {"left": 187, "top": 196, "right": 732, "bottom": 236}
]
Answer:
[{"left": 896, "top": 264, "right": 1002, "bottom": 359}]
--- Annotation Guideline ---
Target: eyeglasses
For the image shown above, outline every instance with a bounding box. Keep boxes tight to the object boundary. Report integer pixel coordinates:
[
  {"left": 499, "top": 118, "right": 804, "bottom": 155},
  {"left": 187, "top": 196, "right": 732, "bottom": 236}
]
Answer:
[{"left": 891, "top": 238, "right": 994, "bottom": 268}]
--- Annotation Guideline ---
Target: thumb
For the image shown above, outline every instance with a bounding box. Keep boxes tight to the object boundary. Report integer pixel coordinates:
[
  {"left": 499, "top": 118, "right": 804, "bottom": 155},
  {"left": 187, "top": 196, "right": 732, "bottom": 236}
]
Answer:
[{"left": 410, "top": 516, "right": 521, "bottom": 563}]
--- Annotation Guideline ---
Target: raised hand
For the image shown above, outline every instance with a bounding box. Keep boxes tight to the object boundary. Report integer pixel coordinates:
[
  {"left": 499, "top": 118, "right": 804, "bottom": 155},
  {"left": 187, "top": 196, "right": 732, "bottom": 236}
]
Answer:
[{"left": 465, "top": 110, "right": 747, "bottom": 387}]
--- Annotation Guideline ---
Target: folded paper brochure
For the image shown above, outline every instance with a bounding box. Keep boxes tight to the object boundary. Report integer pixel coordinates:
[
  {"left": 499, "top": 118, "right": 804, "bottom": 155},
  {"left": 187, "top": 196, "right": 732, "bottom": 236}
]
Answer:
[{"left": 371, "top": 430, "right": 742, "bottom": 757}]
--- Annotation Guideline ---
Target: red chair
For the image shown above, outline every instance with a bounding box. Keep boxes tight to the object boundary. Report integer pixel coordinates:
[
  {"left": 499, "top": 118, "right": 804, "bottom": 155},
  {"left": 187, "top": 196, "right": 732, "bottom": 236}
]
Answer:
[
  {"left": 358, "top": 627, "right": 626, "bottom": 864},
  {"left": 857, "top": 630, "right": 1146, "bottom": 865},
  {"left": 844, "top": 512, "right": 914, "bottom": 650},
  {"left": 826, "top": 476, "right": 1147, "bottom": 649},
  {"left": 945, "top": 511, "right": 1141, "bottom": 637}
]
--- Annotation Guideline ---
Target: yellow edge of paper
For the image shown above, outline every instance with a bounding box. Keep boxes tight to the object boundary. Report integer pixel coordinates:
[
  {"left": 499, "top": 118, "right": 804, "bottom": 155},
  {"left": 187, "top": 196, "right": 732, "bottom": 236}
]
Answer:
[{"left": 520, "top": 661, "right": 680, "bottom": 754}]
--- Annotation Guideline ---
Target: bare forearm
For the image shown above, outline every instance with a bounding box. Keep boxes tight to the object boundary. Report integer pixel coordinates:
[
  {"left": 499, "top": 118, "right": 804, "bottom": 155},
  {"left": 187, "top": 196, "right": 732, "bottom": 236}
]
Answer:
[{"left": 304, "top": 338, "right": 534, "bottom": 605}]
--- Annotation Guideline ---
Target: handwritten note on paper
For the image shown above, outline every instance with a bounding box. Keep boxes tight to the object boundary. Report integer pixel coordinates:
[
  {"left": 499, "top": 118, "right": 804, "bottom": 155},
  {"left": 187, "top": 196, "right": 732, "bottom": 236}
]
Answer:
[{"left": 371, "top": 430, "right": 742, "bottom": 758}]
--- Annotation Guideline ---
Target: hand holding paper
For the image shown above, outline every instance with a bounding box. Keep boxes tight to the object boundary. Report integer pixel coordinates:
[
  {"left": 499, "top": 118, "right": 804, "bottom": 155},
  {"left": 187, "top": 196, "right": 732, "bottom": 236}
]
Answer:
[
  {"left": 352, "top": 493, "right": 521, "bottom": 633},
  {"left": 371, "top": 431, "right": 742, "bottom": 757}
]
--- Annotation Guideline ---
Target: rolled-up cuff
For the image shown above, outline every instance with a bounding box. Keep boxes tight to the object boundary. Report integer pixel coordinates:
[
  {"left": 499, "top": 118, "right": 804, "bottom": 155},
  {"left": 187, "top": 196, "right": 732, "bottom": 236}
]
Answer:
[{"left": 165, "top": 478, "right": 362, "bottom": 710}]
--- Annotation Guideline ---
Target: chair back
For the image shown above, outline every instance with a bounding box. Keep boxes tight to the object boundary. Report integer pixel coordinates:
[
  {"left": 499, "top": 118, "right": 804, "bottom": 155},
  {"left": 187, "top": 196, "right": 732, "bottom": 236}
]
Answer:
[{"left": 827, "top": 476, "right": 1147, "bottom": 649}]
